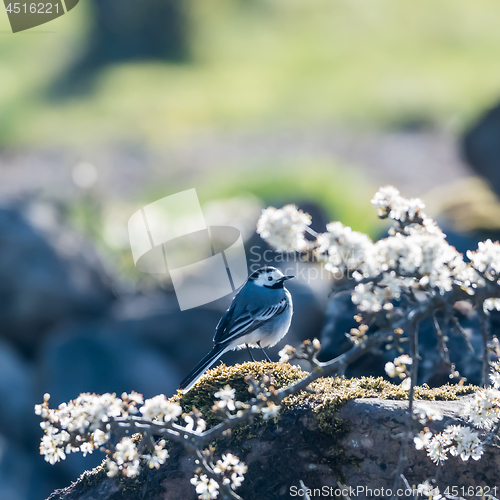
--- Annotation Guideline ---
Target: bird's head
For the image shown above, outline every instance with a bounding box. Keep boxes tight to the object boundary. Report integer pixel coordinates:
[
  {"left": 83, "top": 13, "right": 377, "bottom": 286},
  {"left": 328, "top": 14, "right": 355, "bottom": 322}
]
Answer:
[{"left": 248, "top": 266, "right": 294, "bottom": 289}]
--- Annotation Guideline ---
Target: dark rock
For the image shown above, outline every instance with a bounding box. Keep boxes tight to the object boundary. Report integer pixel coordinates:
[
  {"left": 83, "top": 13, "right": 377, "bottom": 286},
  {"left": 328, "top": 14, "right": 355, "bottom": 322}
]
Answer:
[
  {"left": 0, "top": 435, "right": 57, "bottom": 500},
  {"left": 463, "top": 101, "right": 500, "bottom": 198},
  {"left": 0, "top": 205, "right": 114, "bottom": 351},
  {"left": 39, "top": 322, "right": 183, "bottom": 405},
  {"left": 0, "top": 340, "right": 37, "bottom": 445}
]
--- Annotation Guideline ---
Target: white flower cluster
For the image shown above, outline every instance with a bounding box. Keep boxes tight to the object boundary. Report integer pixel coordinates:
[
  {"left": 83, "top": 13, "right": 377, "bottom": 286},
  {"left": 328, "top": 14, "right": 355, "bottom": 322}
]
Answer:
[
  {"left": 351, "top": 229, "right": 471, "bottom": 312},
  {"left": 139, "top": 394, "right": 183, "bottom": 422},
  {"left": 214, "top": 385, "right": 236, "bottom": 412},
  {"left": 256, "top": 205, "right": 312, "bottom": 252},
  {"left": 467, "top": 239, "right": 500, "bottom": 281},
  {"left": 35, "top": 391, "right": 187, "bottom": 477},
  {"left": 36, "top": 384, "right": 253, "bottom": 499},
  {"left": 35, "top": 392, "right": 142, "bottom": 466},
  {"left": 214, "top": 453, "right": 248, "bottom": 490},
  {"left": 413, "top": 404, "right": 443, "bottom": 425},
  {"left": 371, "top": 186, "right": 425, "bottom": 223},
  {"left": 107, "top": 437, "right": 169, "bottom": 478},
  {"left": 315, "top": 222, "right": 373, "bottom": 277},
  {"left": 490, "top": 361, "right": 500, "bottom": 389},
  {"left": 466, "top": 387, "right": 500, "bottom": 429},
  {"left": 417, "top": 481, "right": 442, "bottom": 499},
  {"left": 484, "top": 298, "right": 500, "bottom": 313},
  {"left": 424, "top": 425, "right": 483, "bottom": 464},
  {"left": 278, "top": 344, "right": 296, "bottom": 363},
  {"left": 258, "top": 186, "right": 490, "bottom": 315},
  {"left": 385, "top": 355, "right": 412, "bottom": 380},
  {"left": 261, "top": 401, "right": 281, "bottom": 420},
  {"left": 191, "top": 475, "right": 219, "bottom": 500},
  {"left": 191, "top": 453, "right": 248, "bottom": 500},
  {"left": 416, "top": 363, "right": 500, "bottom": 470}
]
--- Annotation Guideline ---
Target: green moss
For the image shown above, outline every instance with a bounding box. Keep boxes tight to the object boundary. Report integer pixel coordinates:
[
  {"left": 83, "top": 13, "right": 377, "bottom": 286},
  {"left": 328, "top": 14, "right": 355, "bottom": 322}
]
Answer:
[
  {"left": 172, "top": 361, "right": 307, "bottom": 426},
  {"left": 175, "top": 362, "right": 476, "bottom": 420}
]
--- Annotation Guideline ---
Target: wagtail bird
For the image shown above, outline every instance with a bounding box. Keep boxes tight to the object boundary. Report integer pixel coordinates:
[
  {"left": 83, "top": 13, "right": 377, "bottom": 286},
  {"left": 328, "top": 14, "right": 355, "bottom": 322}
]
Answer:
[{"left": 179, "top": 266, "right": 294, "bottom": 392}]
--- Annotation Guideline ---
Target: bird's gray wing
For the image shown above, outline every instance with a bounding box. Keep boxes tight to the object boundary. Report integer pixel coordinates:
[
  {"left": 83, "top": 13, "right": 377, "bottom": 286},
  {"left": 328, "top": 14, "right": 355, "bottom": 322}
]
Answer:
[
  {"left": 214, "top": 298, "right": 289, "bottom": 346},
  {"left": 213, "top": 301, "right": 236, "bottom": 343}
]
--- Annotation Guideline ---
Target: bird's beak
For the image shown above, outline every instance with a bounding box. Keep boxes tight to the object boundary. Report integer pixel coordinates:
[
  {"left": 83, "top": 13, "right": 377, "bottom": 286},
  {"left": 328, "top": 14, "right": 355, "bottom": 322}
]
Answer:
[{"left": 279, "top": 275, "right": 295, "bottom": 282}]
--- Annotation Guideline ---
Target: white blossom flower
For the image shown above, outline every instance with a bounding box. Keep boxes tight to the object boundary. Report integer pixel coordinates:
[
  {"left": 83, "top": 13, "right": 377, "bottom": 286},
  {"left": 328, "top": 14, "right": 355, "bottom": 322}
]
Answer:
[
  {"left": 467, "top": 239, "right": 500, "bottom": 280},
  {"left": 352, "top": 282, "right": 383, "bottom": 312},
  {"left": 257, "top": 205, "right": 311, "bottom": 252},
  {"left": 316, "top": 221, "right": 375, "bottom": 278},
  {"left": 144, "top": 440, "right": 169, "bottom": 469},
  {"left": 123, "top": 459, "right": 141, "bottom": 478},
  {"left": 214, "top": 453, "right": 240, "bottom": 473},
  {"left": 229, "top": 471, "right": 245, "bottom": 490},
  {"left": 80, "top": 442, "right": 93, "bottom": 457},
  {"left": 191, "top": 474, "right": 220, "bottom": 500},
  {"left": 371, "top": 186, "right": 402, "bottom": 217},
  {"left": 414, "top": 431, "right": 432, "bottom": 450},
  {"left": 466, "top": 387, "right": 500, "bottom": 428},
  {"left": 385, "top": 355, "right": 412, "bottom": 380},
  {"left": 426, "top": 433, "right": 450, "bottom": 464},
  {"left": 425, "top": 425, "right": 483, "bottom": 464},
  {"left": 106, "top": 460, "right": 120, "bottom": 477},
  {"left": 140, "top": 395, "right": 182, "bottom": 422},
  {"left": 184, "top": 415, "right": 207, "bottom": 433},
  {"left": 414, "top": 404, "right": 443, "bottom": 424},
  {"left": 417, "top": 481, "right": 442, "bottom": 499},
  {"left": 278, "top": 345, "right": 295, "bottom": 363},
  {"left": 484, "top": 298, "right": 500, "bottom": 313},
  {"left": 214, "top": 386, "right": 236, "bottom": 411},
  {"left": 371, "top": 185, "right": 425, "bottom": 223},
  {"left": 490, "top": 362, "right": 500, "bottom": 389},
  {"left": 446, "top": 425, "right": 483, "bottom": 461},
  {"left": 261, "top": 401, "right": 280, "bottom": 420},
  {"left": 114, "top": 437, "right": 137, "bottom": 464},
  {"left": 213, "top": 454, "right": 247, "bottom": 491},
  {"left": 40, "top": 433, "right": 67, "bottom": 464},
  {"left": 92, "top": 429, "right": 109, "bottom": 447},
  {"left": 400, "top": 377, "right": 411, "bottom": 391},
  {"left": 384, "top": 362, "right": 397, "bottom": 378}
]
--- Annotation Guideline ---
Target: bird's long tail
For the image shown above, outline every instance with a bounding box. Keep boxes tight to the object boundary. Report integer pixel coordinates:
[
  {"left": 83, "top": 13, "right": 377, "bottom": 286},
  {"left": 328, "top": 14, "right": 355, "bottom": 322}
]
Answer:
[{"left": 179, "top": 343, "right": 230, "bottom": 393}]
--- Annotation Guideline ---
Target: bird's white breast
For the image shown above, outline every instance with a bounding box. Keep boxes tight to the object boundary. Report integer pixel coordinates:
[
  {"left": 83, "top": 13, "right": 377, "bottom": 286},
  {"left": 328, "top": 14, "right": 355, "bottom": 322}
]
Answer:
[{"left": 231, "top": 289, "right": 293, "bottom": 350}]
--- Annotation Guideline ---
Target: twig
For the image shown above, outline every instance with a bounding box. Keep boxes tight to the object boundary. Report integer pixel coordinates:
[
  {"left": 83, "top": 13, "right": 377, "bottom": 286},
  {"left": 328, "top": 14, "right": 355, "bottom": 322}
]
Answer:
[
  {"left": 451, "top": 314, "right": 474, "bottom": 353},
  {"left": 479, "top": 310, "right": 491, "bottom": 387}
]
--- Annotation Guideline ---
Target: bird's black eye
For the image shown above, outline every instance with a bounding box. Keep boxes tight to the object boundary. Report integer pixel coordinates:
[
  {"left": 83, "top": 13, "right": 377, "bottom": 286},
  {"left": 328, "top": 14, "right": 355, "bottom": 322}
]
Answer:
[{"left": 268, "top": 276, "right": 273, "bottom": 281}]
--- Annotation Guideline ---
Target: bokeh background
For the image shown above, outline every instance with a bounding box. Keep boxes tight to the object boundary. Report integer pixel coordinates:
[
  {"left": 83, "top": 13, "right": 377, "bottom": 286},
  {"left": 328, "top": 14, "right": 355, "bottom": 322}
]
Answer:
[{"left": 2, "top": 0, "right": 500, "bottom": 498}]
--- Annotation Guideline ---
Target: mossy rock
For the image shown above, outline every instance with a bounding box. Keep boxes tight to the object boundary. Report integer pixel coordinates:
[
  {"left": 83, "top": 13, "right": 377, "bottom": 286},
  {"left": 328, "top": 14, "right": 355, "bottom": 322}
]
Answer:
[{"left": 49, "top": 362, "right": 478, "bottom": 500}]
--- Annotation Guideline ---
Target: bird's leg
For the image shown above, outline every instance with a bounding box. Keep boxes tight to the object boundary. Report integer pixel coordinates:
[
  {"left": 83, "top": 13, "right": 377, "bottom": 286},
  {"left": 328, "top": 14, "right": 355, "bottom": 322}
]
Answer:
[
  {"left": 246, "top": 344, "right": 256, "bottom": 362},
  {"left": 257, "top": 341, "right": 272, "bottom": 362}
]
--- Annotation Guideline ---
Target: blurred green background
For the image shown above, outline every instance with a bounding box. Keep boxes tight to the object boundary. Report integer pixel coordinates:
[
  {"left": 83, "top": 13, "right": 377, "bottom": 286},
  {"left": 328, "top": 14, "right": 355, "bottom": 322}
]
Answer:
[
  {"left": 2, "top": 0, "right": 500, "bottom": 245},
  {"left": 3, "top": 0, "right": 500, "bottom": 146}
]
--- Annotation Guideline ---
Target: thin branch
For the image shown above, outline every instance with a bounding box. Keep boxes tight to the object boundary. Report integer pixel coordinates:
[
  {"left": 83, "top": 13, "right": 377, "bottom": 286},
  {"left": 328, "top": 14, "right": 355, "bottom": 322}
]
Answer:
[
  {"left": 451, "top": 314, "right": 474, "bottom": 353},
  {"left": 479, "top": 310, "right": 491, "bottom": 387}
]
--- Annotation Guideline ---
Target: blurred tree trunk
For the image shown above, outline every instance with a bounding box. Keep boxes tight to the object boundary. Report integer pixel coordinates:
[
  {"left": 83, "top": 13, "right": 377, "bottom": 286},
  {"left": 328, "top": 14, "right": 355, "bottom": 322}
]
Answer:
[
  {"left": 51, "top": 0, "right": 189, "bottom": 93},
  {"left": 85, "top": 0, "right": 189, "bottom": 66}
]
